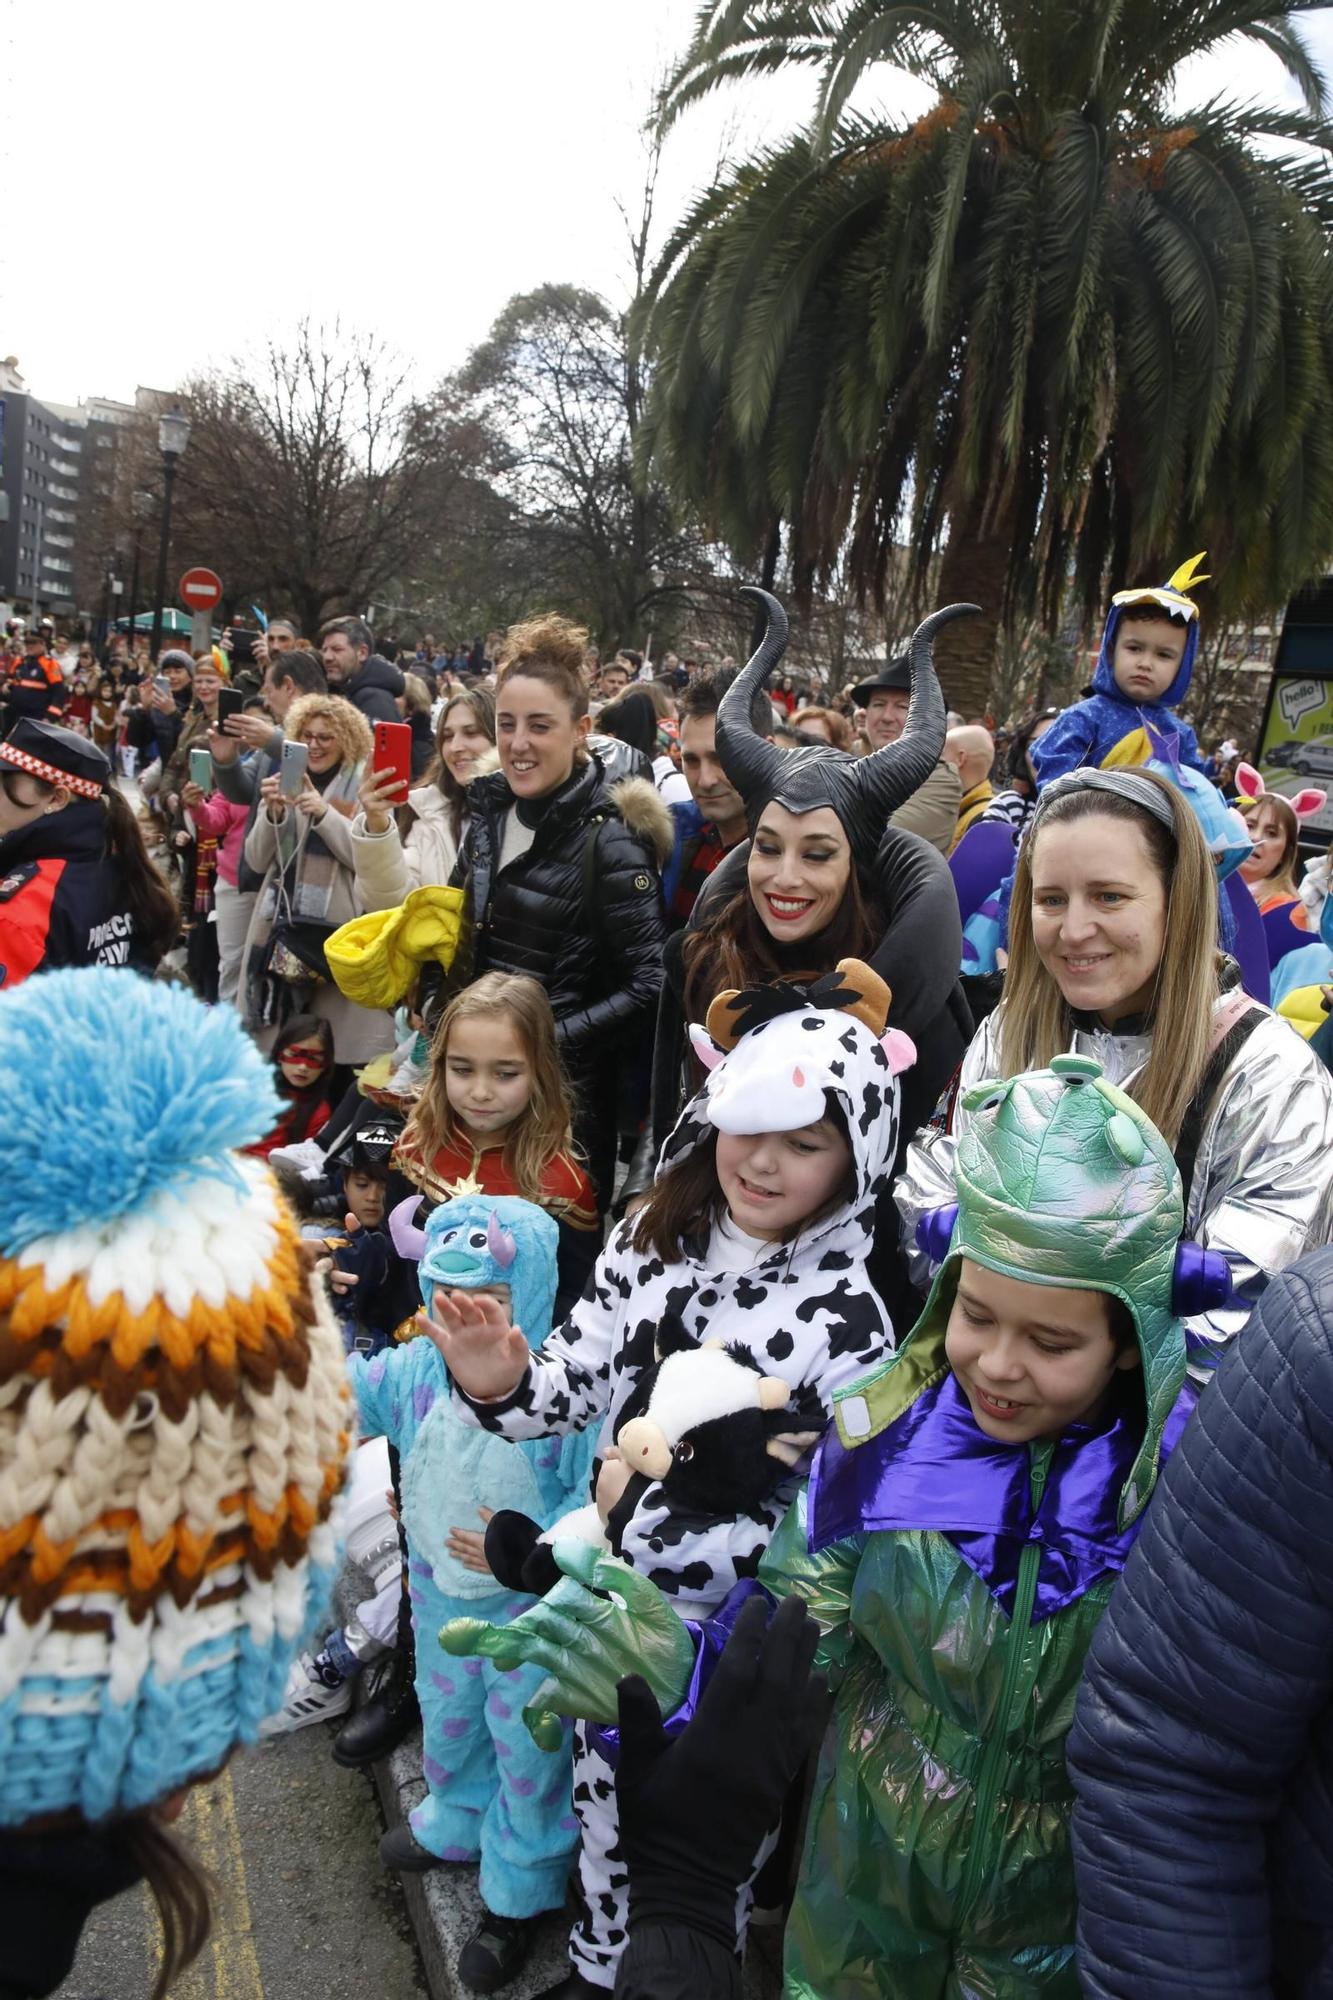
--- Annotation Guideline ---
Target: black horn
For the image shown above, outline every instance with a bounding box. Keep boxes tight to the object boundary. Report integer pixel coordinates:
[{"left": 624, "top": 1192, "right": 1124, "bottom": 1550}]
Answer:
[
  {"left": 850, "top": 602, "right": 980, "bottom": 826},
  {"left": 714, "top": 586, "right": 789, "bottom": 808}
]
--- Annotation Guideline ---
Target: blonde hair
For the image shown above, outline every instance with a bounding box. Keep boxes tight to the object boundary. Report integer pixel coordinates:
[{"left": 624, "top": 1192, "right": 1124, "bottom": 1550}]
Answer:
[
  {"left": 1238, "top": 794, "right": 1300, "bottom": 899},
  {"left": 496, "top": 614, "right": 590, "bottom": 721},
  {"left": 401, "top": 972, "right": 578, "bottom": 1198},
  {"left": 401, "top": 672, "right": 432, "bottom": 716},
  {"left": 284, "top": 693, "right": 372, "bottom": 771},
  {"left": 1000, "top": 771, "right": 1219, "bottom": 1144}
]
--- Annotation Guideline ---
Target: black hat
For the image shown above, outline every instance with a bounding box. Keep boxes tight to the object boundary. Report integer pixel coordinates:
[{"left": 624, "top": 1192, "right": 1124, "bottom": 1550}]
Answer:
[
  {"left": 848, "top": 655, "right": 912, "bottom": 705},
  {"left": 715, "top": 589, "right": 979, "bottom": 871},
  {"left": 0, "top": 718, "right": 111, "bottom": 801}
]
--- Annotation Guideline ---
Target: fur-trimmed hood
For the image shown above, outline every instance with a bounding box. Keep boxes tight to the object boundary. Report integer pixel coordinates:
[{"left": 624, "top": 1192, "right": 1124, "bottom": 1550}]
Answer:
[{"left": 609, "top": 774, "right": 674, "bottom": 865}]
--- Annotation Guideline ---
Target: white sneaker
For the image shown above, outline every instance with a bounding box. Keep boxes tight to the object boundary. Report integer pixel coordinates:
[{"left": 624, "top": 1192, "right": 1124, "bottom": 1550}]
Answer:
[{"left": 259, "top": 1652, "right": 353, "bottom": 1737}]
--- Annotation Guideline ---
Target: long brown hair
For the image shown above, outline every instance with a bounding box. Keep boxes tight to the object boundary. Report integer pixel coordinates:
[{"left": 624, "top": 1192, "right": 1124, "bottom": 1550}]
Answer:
[
  {"left": 426, "top": 687, "right": 496, "bottom": 844},
  {"left": 1238, "top": 793, "right": 1300, "bottom": 899},
  {"left": 124, "top": 1814, "right": 213, "bottom": 2000},
  {"left": 400, "top": 972, "right": 578, "bottom": 1197},
  {"left": 682, "top": 866, "right": 882, "bottom": 1020},
  {"left": 1001, "top": 773, "right": 1218, "bottom": 1144},
  {"left": 105, "top": 788, "right": 178, "bottom": 965}
]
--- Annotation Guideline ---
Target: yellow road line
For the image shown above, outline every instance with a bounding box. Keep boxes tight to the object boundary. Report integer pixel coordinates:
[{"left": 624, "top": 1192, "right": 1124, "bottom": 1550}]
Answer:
[{"left": 147, "top": 1768, "right": 265, "bottom": 2000}]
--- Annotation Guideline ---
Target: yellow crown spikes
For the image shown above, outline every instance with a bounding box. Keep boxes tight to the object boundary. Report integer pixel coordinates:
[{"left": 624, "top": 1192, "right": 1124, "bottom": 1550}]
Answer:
[{"left": 1163, "top": 550, "right": 1211, "bottom": 596}]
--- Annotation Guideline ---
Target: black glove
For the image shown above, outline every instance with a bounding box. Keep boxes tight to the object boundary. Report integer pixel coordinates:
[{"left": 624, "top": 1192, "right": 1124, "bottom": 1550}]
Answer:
[
  {"left": 483, "top": 1509, "right": 562, "bottom": 1596},
  {"left": 614, "top": 1592, "right": 827, "bottom": 1949}
]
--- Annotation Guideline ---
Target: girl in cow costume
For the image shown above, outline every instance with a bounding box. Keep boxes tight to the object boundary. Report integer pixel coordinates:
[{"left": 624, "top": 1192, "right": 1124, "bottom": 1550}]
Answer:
[{"left": 420, "top": 958, "right": 910, "bottom": 1996}]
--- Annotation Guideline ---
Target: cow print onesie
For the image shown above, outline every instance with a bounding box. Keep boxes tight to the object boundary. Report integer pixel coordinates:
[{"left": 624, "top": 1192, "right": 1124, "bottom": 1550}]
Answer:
[{"left": 453, "top": 996, "right": 904, "bottom": 1987}]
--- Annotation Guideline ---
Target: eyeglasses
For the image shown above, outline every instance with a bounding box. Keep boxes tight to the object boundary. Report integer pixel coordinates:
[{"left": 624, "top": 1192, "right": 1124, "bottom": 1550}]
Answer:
[{"left": 302, "top": 734, "right": 338, "bottom": 750}]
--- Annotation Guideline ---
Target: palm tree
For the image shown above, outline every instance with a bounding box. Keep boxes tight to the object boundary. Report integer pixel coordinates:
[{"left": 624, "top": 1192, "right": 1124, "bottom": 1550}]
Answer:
[{"left": 637, "top": 1, "right": 1333, "bottom": 714}]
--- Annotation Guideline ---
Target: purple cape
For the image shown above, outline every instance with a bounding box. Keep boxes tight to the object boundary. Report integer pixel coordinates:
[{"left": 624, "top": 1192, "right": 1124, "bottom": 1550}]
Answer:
[{"left": 808, "top": 1370, "right": 1195, "bottom": 1621}]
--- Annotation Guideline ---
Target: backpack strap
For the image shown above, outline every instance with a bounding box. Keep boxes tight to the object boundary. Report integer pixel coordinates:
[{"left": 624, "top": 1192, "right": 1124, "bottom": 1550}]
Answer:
[{"left": 1173, "top": 995, "right": 1265, "bottom": 1211}]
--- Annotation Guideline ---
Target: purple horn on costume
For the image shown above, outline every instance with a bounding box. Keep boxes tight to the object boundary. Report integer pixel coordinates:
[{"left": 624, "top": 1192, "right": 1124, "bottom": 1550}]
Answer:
[
  {"left": 487, "top": 1209, "right": 517, "bottom": 1270},
  {"left": 915, "top": 1203, "right": 959, "bottom": 1267},
  {"left": 388, "top": 1193, "right": 428, "bottom": 1263},
  {"left": 714, "top": 586, "right": 789, "bottom": 806},
  {"left": 1172, "top": 1241, "right": 1232, "bottom": 1316}
]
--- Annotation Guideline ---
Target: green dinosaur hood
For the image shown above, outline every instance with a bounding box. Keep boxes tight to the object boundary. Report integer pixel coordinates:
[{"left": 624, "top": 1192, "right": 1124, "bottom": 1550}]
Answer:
[{"left": 837, "top": 1054, "right": 1188, "bottom": 1527}]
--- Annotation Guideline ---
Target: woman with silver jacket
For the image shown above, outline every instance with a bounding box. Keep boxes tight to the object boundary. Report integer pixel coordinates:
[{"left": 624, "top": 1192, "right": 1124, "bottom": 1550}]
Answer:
[{"left": 895, "top": 766, "right": 1333, "bottom": 1371}]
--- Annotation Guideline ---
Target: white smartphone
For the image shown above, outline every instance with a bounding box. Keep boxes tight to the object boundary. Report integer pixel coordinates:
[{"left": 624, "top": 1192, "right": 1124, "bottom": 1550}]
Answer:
[{"left": 280, "top": 740, "right": 309, "bottom": 798}]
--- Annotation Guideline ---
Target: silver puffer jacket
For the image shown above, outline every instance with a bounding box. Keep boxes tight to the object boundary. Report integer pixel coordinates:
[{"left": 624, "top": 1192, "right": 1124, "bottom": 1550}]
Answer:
[{"left": 895, "top": 993, "right": 1333, "bottom": 1375}]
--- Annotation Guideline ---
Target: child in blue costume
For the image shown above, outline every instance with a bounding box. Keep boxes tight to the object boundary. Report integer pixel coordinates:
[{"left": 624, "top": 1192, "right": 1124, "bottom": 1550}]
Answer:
[
  {"left": 348, "top": 1194, "right": 599, "bottom": 1994},
  {"left": 1030, "top": 553, "right": 1212, "bottom": 786},
  {"left": 962, "top": 556, "right": 1214, "bottom": 974}
]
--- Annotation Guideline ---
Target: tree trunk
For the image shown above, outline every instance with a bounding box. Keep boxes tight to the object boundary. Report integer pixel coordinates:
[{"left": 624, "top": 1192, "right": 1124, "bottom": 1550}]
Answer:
[{"left": 933, "top": 509, "right": 1014, "bottom": 721}]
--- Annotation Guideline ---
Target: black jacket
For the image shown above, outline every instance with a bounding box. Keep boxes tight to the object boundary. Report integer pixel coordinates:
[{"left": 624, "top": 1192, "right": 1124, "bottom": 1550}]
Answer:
[
  {"left": 1069, "top": 1247, "right": 1333, "bottom": 2000},
  {"left": 343, "top": 655, "right": 405, "bottom": 725},
  {"left": 0, "top": 801, "right": 157, "bottom": 988},
  {"left": 453, "top": 754, "right": 665, "bottom": 1073}
]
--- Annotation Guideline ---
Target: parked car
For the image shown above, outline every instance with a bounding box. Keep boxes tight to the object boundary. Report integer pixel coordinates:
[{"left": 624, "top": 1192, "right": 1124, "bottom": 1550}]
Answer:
[
  {"left": 1262, "top": 739, "right": 1306, "bottom": 771},
  {"left": 1287, "top": 738, "right": 1333, "bottom": 779}
]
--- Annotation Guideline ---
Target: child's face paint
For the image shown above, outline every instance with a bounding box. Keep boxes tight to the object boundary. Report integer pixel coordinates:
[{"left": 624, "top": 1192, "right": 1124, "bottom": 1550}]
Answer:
[
  {"left": 944, "top": 1259, "right": 1139, "bottom": 1446},
  {"left": 278, "top": 1035, "right": 329, "bottom": 1088},
  {"left": 443, "top": 1014, "right": 534, "bottom": 1140},
  {"left": 1110, "top": 615, "right": 1187, "bottom": 703},
  {"left": 343, "top": 1169, "right": 386, "bottom": 1230},
  {"left": 715, "top": 1117, "right": 852, "bottom": 1242}
]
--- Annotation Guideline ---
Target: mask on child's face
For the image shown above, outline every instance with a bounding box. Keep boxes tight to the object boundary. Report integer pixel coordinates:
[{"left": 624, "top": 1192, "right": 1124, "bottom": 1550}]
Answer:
[{"left": 278, "top": 1037, "right": 328, "bottom": 1089}]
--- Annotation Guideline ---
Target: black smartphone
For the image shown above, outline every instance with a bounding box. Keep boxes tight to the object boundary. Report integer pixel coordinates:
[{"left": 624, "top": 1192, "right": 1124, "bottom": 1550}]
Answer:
[
  {"left": 230, "top": 629, "right": 257, "bottom": 665},
  {"left": 216, "top": 687, "right": 245, "bottom": 728}
]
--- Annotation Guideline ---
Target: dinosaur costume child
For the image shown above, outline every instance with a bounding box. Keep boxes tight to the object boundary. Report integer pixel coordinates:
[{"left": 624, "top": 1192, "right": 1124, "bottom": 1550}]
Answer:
[{"left": 761, "top": 1053, "right": 1227, "bottom": 1997}]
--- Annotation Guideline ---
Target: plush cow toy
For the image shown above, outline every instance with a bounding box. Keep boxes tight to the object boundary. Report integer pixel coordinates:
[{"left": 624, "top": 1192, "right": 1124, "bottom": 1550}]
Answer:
[{"left": 485, "top": 1313, "right": 823, "bottom": 1597}]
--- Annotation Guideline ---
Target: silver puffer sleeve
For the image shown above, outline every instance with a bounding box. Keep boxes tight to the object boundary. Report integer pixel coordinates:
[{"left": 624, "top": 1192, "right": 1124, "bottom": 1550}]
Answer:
[
  {"left": 893, "top": 1012, "right": 1002, "bottom": 1290},
  {"left": 1182, "top": 1009, "right": 1333, "bottom": 1372},
  {"left": 891, "top": 1001, "right": 1333, "bottom": 1378}
]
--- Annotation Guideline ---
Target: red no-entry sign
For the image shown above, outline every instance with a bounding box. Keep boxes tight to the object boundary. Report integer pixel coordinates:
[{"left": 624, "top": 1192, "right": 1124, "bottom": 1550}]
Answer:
[{"left": 179, "top": 567, "right": 223, "bottom": 612}]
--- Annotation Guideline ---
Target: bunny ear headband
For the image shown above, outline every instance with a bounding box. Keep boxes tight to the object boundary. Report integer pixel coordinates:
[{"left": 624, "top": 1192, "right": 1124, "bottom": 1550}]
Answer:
[{"left": 1236, "top": 763, "right": 1327, "bottom": 823}]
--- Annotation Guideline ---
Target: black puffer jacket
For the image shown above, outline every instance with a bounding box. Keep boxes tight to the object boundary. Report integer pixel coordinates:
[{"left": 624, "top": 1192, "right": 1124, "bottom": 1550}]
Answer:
[
  {"left": 1069, "top": 1246, "right": 1333, "bottom": 2000},
  {"left": 343, "top": 655, "right": 405, "bottom": 725},
  {"left": 453, "top": 753, "right": 667, "bottom": 1074}
]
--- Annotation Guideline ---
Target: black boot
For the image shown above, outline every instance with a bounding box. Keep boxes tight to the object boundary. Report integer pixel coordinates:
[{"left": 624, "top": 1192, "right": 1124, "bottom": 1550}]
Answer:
[
  {"left": 457, "top": 1910, "right": 539, "bottom": 1994},
  {"left": 331, "top": 1590, "right": 419, "bottom": 1768}
]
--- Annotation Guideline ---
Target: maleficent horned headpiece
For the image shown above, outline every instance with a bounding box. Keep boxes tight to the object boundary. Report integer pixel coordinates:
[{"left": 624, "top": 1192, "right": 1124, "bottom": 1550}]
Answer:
[{"left": 716, "top": 588, "right": 980, "bottom": 869}]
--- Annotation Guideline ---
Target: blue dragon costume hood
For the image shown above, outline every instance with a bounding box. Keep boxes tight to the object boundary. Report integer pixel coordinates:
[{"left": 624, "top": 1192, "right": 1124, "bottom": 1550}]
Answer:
[{"left": 1029, "top": 553, "right": 1212, "bottom": 791}]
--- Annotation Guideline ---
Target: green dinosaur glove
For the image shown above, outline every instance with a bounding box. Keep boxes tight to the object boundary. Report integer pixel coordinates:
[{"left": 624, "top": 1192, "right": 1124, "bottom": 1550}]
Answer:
[{"left": 439, "top": 1538, "right": 696, "bottom": 1751}]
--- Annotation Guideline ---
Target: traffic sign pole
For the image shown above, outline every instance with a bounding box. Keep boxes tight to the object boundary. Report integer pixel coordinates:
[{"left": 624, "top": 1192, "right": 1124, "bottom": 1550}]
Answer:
[{"left": 178, "top": 569, "right": 223, "bottom": 665}]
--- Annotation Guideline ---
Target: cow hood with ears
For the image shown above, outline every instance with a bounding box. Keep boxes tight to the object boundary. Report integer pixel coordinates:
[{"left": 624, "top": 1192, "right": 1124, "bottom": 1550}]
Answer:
[{"left": 658, "top": 958, "right": 912, "bottom": 1232}]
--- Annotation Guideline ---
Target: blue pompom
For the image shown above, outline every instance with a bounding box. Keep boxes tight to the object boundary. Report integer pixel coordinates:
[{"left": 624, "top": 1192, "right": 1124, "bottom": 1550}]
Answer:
[{"left": 0, "top": 969, "right": 282, "bottom": 1255}]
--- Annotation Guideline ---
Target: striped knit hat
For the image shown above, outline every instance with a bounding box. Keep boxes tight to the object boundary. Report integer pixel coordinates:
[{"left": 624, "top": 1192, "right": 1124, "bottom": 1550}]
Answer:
[{"left": 0, "top": 971, "right": 353, "bottom": 1827}]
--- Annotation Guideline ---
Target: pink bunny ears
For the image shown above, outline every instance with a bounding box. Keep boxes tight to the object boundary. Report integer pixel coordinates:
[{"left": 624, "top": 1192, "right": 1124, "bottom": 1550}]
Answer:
[{"left": 1236, "top": 763, "right": 1326, "bottom": 823}]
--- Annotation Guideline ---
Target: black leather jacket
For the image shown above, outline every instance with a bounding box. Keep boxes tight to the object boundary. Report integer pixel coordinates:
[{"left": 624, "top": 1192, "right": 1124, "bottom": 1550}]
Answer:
[{"left": 453, "top": 753, "right": 665, "bottom": 1073}]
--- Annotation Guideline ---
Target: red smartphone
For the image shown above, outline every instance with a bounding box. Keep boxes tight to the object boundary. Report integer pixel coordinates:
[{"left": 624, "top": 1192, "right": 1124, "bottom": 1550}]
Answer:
[{"left": 372, "top": 720, "right": 412, "bottom": 798}]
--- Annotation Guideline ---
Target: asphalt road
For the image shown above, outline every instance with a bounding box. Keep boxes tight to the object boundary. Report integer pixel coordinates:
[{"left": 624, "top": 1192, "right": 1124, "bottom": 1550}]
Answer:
[{"left": 53, "top": 1722, "right": 427, "bottom": 2000}]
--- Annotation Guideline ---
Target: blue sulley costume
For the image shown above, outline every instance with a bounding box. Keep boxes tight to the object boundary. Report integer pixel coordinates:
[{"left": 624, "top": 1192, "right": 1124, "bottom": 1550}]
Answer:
[
  {"left": 348, "top": 1195, "right": 598, "bottom": 1914},
  {"left": 962, "top": 555, "right": 1218, "bottom": 974}
]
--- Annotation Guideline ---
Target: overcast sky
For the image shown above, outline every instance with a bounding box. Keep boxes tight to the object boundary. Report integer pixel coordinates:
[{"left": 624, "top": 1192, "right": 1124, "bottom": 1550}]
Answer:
[{"left": 4, "top": 1, "right": 1330, "bottom": 412}]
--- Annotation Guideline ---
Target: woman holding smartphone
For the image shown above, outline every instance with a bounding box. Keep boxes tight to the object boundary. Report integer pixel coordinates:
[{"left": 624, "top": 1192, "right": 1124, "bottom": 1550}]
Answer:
[
  {"left": 349, "top": 686, "right": 497, "bottom": 911},
  {"left": 239, "top": 694, "right": 393, "bottom": 1066}
]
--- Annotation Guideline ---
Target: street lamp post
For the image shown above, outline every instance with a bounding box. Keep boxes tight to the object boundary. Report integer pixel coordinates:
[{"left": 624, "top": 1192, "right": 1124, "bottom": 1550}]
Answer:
[
  {"left": 147, "top": 410, "right": 191, "bottom": 664},
  {"left": 125, "top": 487, "right": 153, "bottom": 654}
]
